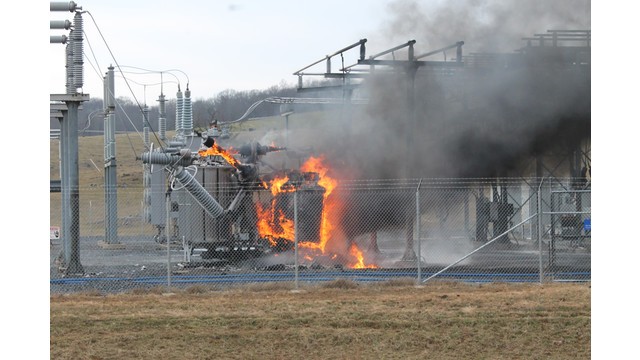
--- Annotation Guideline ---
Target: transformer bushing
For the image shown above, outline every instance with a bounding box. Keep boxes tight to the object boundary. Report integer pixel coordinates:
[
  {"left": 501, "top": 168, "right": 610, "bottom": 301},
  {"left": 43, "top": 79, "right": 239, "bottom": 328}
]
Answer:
[
  {"left": 72, "top": 12, "right": 83, "bottom": 91},
  {"left": 158, "top": 93, "right": 166, "bottom": 140},
  {"left": 143, "top": 105, "right": 150, "bottom": 147},
  {"left": 171, "top": 166, "right": 225, "bottom": 219},
  {"left": 175, "top": 88, "right": 183, "bottom": 132},
  {"left": 141, "top": 152, "right": 192, "bottom": 167},
  {"left": 65, "top": 42, "right": 74, "bottom": 94},
  {"left": 182, "top": 88, "right": 193, "bottom": 133},
  {"left": 142, "top": 149, "right": 226, "bottom": 220}
]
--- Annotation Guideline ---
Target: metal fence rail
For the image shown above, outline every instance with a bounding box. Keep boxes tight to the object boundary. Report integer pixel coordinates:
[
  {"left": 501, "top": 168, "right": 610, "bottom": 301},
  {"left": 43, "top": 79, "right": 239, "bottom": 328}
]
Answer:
[{"left": 50, "top": 178, "right": 590, "bottom": 294}]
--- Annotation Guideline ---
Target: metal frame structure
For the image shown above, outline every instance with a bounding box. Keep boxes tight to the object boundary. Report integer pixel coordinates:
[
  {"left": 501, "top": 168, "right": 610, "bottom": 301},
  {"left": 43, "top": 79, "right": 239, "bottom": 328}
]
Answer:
[
  {"left": 290, "top": 30, "right": 590, "bottom": 256},
  {"left": 51, "top": 1, "right": 87, "bottom": 274}
]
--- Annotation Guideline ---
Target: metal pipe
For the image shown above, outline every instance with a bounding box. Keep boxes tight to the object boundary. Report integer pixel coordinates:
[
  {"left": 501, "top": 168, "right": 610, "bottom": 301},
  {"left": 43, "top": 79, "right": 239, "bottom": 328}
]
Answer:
[
  {"left": 328, "top": 39, "right": 368, "bottom": 58},
  {"left": 414, "top": 41, "right": 464, "bottom": 60},
  {"left": 416, "top": 179, "right": 422, "bottom": 284},
  {"left": 50, "top": 1, "right": 79, "bottom": 12},
  {"left": 293, "top": 39, "right": 367, "bottom": 75},
  {"left": 294, "top": 191, "right": 299, "bottom": 290},
  {"left": 50, "top": 35, "right": 67, "bottom": 44},
  {"left": 166, "top": 190, "right": 172, "bottom": 292},
  {"left": 54, "top": 271, "right": 589, "bottom": 285},
  {"left": 61, "top": 100, "right": 84, "bottom": 274},
  {"left": 104, "top": 65, "right": 118, "bottom": 244},
  {"left": 369, "top": 40, "right": 416, "bottom": 60},
  {"left": 50, "top": 19, "right": 71, "bottom": 29},
  {"left": 538, "top": 178, "right": 544, "bottom": 283},
  {"left": 226, "top": 189, "right": 246, "bottom": 213}
]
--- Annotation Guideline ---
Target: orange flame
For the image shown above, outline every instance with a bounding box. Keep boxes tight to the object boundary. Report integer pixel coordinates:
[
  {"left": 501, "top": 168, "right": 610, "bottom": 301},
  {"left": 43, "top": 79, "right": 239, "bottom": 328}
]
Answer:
[
  {"left": 348, "top": 243, "right": 378, "bottom": 269},
  {"left": 254, "top": 155, "right": 378, "bottom": 269},
  {"left": 256, "top": 203, "right": 295, "bottom": 246},
  {"left": 300, "top": 155, "right": 337, "bottom": 197},
  {"left": 255, "top": 174, "right": 297, "bottom": 246},
  {"left": 198, "top": 144, "right": 241, "bottom": 168},
  {"left": 269, "top": 176, "right": 294, "bottom": 196},
  {"left": 298, "top": 155, "right": 337, "bottom": 254}
]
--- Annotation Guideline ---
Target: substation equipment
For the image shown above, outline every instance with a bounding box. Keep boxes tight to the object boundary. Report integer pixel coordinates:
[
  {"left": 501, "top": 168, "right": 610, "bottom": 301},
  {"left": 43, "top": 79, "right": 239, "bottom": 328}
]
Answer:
[
  {"left": 50, "top": 6, "right": 590, "bottom": 272},
  {"left": 140, "top": 89, "right": 327, "bottom": 262},
  {"left": 293, "top": 30, "right": 591, "bottom": 248},
  {"left": 140, "top": 29, "right": 591, "bottom": 265},
  {"left": 50, "top": 1, "right": 88, "bottom": 274}
]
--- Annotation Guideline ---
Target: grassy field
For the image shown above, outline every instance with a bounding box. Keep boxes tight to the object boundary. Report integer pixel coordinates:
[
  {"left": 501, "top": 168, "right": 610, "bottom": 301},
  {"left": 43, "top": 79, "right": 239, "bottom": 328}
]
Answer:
[{"left": 50, "top": 281, "right": 590, "bottom": 359}]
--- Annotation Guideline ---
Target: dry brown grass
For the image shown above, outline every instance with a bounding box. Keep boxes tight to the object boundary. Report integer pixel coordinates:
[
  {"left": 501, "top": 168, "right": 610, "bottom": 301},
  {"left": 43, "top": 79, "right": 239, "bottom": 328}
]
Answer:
[{"left": 50, "top": 281, "right": 590, "bottom": 359}]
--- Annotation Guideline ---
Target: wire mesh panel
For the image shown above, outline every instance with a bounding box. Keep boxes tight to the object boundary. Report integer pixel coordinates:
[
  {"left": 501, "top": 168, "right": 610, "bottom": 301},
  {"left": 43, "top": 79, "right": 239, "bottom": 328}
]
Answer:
[
  {"left": 546, "top": 189, "right": 591, "bottom": 281},
  {"left": 418, "top": 179, "right": 541, "bottom": 283},
  {"left": 50, "top": 178, "right": 591, "bottom": 294}
]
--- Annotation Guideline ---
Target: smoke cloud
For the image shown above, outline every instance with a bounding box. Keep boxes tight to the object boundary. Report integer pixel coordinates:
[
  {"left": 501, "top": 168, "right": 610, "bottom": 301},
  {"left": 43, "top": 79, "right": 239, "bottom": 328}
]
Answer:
[
  {"left": 382, "top": 0, "right": 590, "bottom": 55},
  {"left": 284, "top": 0, "right": 591, "bottom": 180}
]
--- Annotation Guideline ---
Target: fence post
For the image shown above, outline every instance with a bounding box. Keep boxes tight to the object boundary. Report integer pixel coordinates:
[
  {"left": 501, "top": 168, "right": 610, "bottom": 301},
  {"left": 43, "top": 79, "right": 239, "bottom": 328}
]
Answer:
[
  {"left": 294, "top": 191, "right": 299, "bottom": 290},
  {"left": 141, "top": 200, "right": 144, "bottom": 237},
  {"left": 166, "top": 190, "right": 172, "bottom": 292},
  {"left": 538, "top": 178, "right": 544, "bottom": 283},
  {"left": 416, "top": 179, "right": 422, "bottom": 284},
  {"left": 89, "top": 200, "right": 92, "bottom": 238}
]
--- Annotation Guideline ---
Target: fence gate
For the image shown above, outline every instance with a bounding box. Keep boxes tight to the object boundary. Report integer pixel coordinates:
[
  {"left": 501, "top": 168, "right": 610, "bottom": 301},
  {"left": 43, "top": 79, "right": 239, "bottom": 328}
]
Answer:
[{"left": 546, "top": 189, "right": 591, "bottom": 281}]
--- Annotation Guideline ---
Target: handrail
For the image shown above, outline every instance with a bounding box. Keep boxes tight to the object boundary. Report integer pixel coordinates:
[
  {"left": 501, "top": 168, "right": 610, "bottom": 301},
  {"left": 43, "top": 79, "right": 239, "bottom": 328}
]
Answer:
[{"left": 293, "top": 39, "right": 367, "bottom": 75}]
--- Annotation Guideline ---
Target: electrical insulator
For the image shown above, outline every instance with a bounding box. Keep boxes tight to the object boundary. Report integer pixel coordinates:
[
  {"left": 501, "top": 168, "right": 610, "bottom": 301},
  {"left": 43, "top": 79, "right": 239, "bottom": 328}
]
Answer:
[
  {"left": 72, "top": 12, "right": 83, "bottom": 91},
  {"left": 50, "top": 2, "right": 80, "bottom": 12},
  {"left": 176, "top": 88, "right": 183, "bottom": 132},
  {"left": 158, "top": 93, "right": 166, "bottom": 140},
  {"left": 50, "top": 20, "right": 71, "bottom": 30},
  {"left": 50, "top": 35, "right": 67, "bottom": 44},
  {"left": 183, "top": 88, "right": 193, "bottom": 133},
  {"left": 143, "top": 105, "right": 150, "bottom": 147},
  {"left": 172, "top": 167, "right": 225, "bottom": 219}
]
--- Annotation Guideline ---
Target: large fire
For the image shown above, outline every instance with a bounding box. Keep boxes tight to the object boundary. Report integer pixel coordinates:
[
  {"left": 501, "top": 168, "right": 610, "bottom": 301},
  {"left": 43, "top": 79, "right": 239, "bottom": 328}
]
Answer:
[
  {"left": 256, "top": 155, "right": 377, "bottom": 269},
  {"left": 198, "top": 143, "right": 241, "bottom": 168},
  {"left": 256, "top": 175, "right": 295, "bottom": 247},
  {"left": 196, "top": 142, "right": 376, "bottom": 268},
  {"left": 298, "top": 155, "right": 337, "bottom": 254}
]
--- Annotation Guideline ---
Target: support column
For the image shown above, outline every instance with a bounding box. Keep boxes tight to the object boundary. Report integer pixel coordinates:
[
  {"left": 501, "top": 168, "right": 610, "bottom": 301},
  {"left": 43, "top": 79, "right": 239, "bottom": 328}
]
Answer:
[
  {"left": 57, "top": 95, "right": 88, "bottom": 275},
  {"left": 104, "top": 66, "right": 119, "bottom": 244}
]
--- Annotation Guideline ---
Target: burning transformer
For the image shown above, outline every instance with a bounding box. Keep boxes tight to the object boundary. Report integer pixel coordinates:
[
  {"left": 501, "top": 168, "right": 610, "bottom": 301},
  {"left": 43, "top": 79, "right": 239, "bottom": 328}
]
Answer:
[{"left": 141, "top": 128, "right": 328, "bottom": 263}]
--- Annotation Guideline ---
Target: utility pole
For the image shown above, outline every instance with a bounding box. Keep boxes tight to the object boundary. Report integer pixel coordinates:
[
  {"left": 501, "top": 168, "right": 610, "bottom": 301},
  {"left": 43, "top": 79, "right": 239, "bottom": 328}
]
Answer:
[{"left": 51, "top": 2, "right": 87, "bottom": 274}]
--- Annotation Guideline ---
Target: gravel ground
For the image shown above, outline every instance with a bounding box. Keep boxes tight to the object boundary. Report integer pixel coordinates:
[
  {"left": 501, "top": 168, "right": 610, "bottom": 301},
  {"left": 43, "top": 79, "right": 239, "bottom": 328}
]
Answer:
[{"left": 50, "top": 234, "right": 590, "bottom": 294}]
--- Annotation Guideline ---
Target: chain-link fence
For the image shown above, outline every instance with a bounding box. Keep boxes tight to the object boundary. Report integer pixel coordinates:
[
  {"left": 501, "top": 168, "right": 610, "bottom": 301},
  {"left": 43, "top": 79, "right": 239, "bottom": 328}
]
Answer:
[{"left": 50, "top": 178, "right": 590, "bottom": 294}]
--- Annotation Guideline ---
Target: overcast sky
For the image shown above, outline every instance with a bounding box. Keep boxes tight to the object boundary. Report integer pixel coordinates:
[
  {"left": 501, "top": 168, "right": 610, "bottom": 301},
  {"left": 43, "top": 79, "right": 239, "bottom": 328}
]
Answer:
[
  {"left": 49, "top": 0, "right": 397, "bottom": 102},
  {"left": 47, "top": 0, "right": 597, "bottom": 104}
]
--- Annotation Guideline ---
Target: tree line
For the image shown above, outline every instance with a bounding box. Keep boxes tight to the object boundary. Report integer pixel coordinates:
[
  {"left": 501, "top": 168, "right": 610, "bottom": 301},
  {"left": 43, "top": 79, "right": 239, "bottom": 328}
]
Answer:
[{"left": 51, "top": 79, "right": 340, "bottom": 136}]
